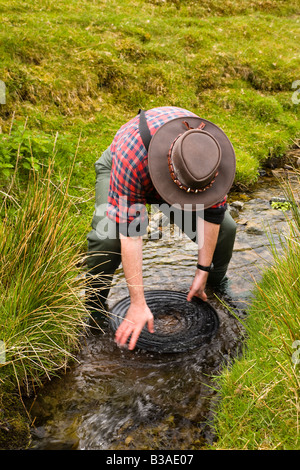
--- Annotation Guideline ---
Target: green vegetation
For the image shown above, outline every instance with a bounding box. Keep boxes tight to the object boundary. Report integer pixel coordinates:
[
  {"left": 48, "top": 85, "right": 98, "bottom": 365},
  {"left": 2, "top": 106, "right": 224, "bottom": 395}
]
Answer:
[
  {"left": 0, "top": 0, "right": 299, "bottom": 449},
  {"left": 271, "top": 199, "right": 292, "bottom": 211},
  {"left": 0, "top": 0, "right": 299, "bottom": 194},
  {"left": 0, "top": 165, "right": 87, "bottom": 390},
  {"left": 0, "top": 146, "right": 89, "bottom": 448},
  {"left": 213, "top": 172, "right": 300, "bottom": 450}
]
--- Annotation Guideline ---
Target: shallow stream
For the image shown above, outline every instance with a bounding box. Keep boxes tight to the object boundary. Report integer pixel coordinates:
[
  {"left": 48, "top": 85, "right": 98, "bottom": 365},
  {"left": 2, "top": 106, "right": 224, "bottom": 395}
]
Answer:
[{"left": 28, "top": 174, "right": 296, "bottom": 450}]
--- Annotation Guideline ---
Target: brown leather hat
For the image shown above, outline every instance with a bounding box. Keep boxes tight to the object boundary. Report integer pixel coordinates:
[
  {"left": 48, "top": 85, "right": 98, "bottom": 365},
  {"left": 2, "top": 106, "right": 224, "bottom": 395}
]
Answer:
[{"left": 148, "top": 116, "right": 236, "bottom": 210}]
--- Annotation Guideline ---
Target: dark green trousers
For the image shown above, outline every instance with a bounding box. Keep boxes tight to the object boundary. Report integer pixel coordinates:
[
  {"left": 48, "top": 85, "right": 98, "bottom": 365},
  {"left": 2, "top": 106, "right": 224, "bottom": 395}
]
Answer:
[{"left": 86, "top": 148, "right": 236, "bottom": 310}]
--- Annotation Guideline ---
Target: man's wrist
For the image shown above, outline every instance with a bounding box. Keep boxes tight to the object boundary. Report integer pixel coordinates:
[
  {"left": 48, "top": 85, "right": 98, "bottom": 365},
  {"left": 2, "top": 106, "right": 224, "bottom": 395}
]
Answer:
[
  {"left": 197, "top": 262, "right": 213, "bottom": 272},
  {"left": 130, "top": 295, "right": 147, "bottom": 308}
]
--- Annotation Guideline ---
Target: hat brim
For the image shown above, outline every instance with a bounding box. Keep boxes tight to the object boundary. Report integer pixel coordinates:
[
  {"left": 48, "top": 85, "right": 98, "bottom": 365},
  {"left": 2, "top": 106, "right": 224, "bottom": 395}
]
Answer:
[{"left": 148, "top": 116, "right": 236, "bottom": 210}]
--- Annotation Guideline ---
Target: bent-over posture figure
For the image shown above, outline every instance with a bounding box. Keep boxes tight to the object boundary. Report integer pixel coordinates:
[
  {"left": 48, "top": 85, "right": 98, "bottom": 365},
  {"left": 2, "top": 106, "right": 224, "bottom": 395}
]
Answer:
[{"left": 86, "top": 107, "right": 236, "bottom": 350}]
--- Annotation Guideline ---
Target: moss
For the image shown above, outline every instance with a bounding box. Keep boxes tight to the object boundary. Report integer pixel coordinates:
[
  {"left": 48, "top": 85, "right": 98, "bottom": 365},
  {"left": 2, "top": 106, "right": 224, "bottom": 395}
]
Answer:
[
  {"left": 0, "top": 387, "right": 30, "bottom": 450},
  {"left": 0, "top": 1, "right": 299, "bottom": 190},
  {"left": 0, "top": 0, "right": 299, "bottom": 449}
]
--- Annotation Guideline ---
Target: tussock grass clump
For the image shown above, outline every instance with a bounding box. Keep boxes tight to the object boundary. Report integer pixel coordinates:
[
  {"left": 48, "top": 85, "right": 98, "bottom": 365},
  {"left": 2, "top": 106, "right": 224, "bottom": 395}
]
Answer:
[
  {"left": 213, "top": 171, "right": 300, "bottom": 450},
  {"left": 0, "top": 152, "right": 88, "bottom": 393}
]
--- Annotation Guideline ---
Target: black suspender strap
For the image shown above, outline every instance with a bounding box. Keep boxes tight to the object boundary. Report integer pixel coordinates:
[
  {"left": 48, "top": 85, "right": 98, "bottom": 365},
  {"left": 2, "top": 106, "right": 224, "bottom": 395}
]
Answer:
[{"left": 138, "top": 109, "right": 152, "bottom": 152}]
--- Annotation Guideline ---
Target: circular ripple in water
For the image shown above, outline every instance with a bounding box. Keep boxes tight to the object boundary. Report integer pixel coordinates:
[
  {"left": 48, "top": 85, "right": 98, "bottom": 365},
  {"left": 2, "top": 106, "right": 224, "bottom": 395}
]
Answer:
[{"left": 109, "top": 290, "right": 219, "bottom": 353}]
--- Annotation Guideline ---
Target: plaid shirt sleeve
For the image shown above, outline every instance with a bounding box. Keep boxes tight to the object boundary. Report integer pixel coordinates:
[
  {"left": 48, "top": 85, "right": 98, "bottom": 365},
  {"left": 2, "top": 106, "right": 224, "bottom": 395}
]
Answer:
[{"left": 107, "top": 119, "right": 150, "bottom": 231}]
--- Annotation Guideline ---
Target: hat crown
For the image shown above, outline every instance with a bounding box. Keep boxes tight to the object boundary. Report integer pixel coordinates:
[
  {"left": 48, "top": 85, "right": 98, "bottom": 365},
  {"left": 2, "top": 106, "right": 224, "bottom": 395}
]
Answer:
[
  {"left": 147, "top": 112, "right": 236, "bottom": 210},
  {"left": 171, "top": 129, "right": 221, "bottom": 190}
]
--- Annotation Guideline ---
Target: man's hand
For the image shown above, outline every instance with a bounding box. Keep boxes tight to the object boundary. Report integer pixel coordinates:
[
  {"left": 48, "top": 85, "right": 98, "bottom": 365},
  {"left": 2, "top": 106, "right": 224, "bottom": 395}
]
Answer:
[
  {"left": 115, "top": 302, "right": 154, "bottom": 350},
  {"left": 117, "top": 234, "right": 155, "bottom": 350},
  {"left": 187, "top": 269, "right": 209, "bottom": 302},
  {"left": 187, "top": 218, "right": 220, "bottom": 303}
]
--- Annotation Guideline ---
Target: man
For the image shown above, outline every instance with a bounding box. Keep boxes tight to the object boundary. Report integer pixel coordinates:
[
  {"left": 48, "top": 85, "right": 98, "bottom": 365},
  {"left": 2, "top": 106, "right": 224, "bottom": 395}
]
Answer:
[{"left": 86, "top": 106, "right": 236, "bottom": 350}]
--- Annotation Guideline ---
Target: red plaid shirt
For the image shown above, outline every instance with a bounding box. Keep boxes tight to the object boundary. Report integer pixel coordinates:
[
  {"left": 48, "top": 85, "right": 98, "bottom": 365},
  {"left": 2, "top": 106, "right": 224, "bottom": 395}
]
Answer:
[{"left": 107, "top": 107, "right": 227, "bottom": 225}]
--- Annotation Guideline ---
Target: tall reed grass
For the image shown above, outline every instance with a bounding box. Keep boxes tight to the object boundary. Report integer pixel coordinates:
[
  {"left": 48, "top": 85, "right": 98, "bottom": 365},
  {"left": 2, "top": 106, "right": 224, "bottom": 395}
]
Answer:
[
  {"left": 213, "top": 169, "right": 300, "bottom": 450},
  {"left": 0, "top": 141, "right": 89, "bottom": 395}
]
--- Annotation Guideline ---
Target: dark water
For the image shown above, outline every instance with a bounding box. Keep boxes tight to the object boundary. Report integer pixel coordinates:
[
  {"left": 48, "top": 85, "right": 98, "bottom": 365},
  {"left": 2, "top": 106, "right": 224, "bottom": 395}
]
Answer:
[
  {"left": 28, "top": 177, "right": 293, "bottom": 450},
  {"left": 29, "top": 297, "right": 243, "bottom": 450}
]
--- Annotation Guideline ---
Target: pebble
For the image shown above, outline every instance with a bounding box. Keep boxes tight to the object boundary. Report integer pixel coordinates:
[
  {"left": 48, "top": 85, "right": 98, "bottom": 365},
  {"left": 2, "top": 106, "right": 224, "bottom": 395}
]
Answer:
[
  {"left": 245, "top": 221, "right": 265, "bottom": 235},
  {"left": 231, "top": 201, "right": 244, "bottom": 210}
]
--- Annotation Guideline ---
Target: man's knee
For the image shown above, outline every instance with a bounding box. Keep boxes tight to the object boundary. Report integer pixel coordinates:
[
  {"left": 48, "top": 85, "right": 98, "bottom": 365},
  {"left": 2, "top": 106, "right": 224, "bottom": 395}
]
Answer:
[
  {"left": 222, "top": 210, "right": 237, "bottom": 237},
  {"left": 86, "top": 229, "right": 121, "bottom": 274},
  {"left": 211, "top": 211, "right": 236, "bottom": 275},
  {"left": 218, "top": 211, "right": 236, "bottom": 254}
]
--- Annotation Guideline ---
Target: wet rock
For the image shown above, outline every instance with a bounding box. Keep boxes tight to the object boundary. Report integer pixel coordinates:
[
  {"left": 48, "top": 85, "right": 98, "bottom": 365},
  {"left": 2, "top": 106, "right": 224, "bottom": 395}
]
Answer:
[
  {"left": 245, "top": 221, "right": 265, "bottom": 235},
  {"left": 146, "top": 211, "right": 170, "bottom": 239},
  {"left": 229, "top": 201, "right": 244, "bottom": 219},
  {"left": 231, "top": 201, "right": 244, "bottom": 211},
  {"left": 247, "top": 198, "right": 270, "bottom": 211},
  {"left": 228, "top": 205, "right": 239, "bottom": 219},
  {"left": 236, "top": 218, "right": 248, "bottom": 225}
]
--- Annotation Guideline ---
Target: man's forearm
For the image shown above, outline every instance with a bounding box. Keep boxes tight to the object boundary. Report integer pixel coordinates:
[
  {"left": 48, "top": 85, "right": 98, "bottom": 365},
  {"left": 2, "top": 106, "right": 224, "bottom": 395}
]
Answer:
[
  {"left": 197, "top": 218, "right": 220, "bottom": 266},
  {"left": 120, "top": 234, "right": 146, "bottom": 305},
  {"left": 115, "top": 234, "right": 154, "bottom": 350}
]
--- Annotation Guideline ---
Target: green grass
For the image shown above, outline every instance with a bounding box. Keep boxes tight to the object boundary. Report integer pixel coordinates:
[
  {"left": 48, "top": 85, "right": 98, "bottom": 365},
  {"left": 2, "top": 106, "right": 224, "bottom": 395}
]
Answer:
[
  {"left": 212, "top": 172, "right": 300, "bottom": 450},
  {"left": 0, "top": 0, "right": 299, "bottom": 198},
  {"left": 0, "top": 154, "right": 92, "bottom": 447},
  {"left": 0, "top": 158, "right": 88, "bottom": 392},
  {"left": 0, "top": 0, "right": 299, "bottom": 449}
]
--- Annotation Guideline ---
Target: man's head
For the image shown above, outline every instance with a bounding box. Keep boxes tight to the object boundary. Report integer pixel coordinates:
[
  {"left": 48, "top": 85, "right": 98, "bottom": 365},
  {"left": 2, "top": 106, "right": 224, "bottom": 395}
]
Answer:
[{"left": 148, "top": 115, "right": 236, "bottom": 209}]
